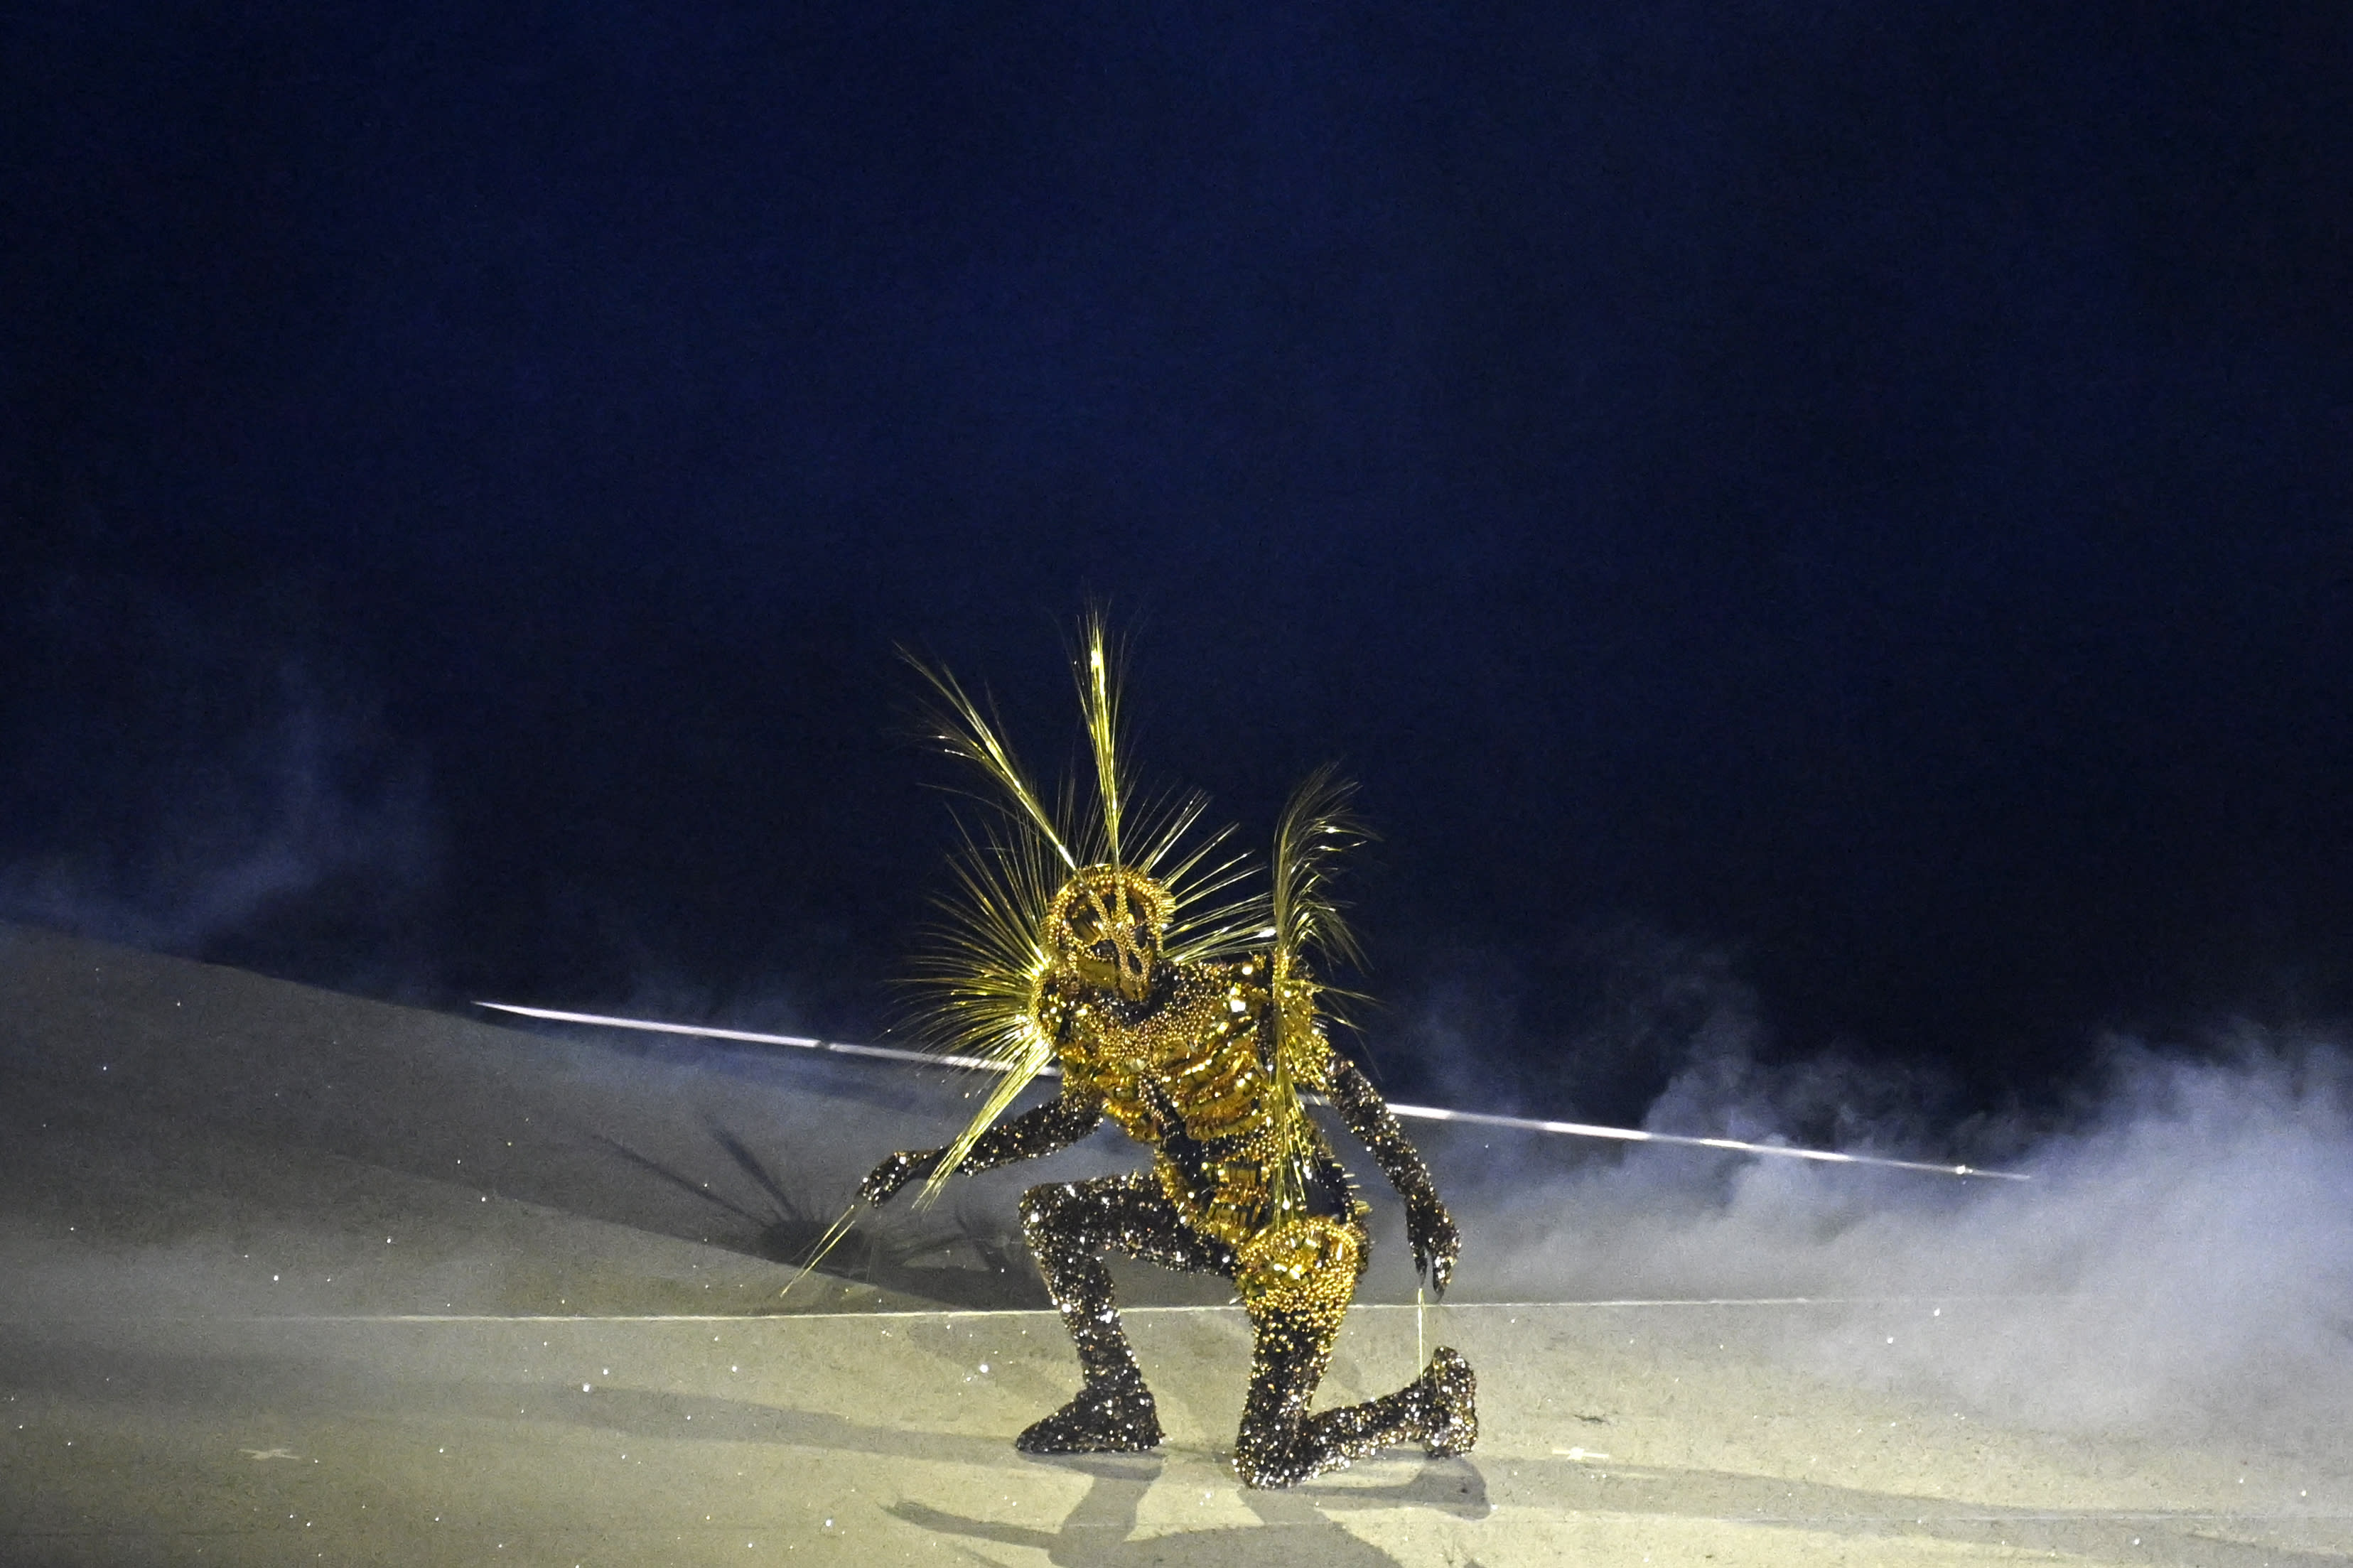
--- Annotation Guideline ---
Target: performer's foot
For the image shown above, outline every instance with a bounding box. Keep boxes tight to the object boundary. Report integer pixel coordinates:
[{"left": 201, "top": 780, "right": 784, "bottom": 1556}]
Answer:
[
  {"left": 1015, "top": 1375, "right": 1163, "bottom": 1454},
  {"left": 1232, "top": 1437, "right": 1318, "bottom": 1490},
  {"left": 1232, "top": 1348, "right": 1479, "bottom": 1487},
  {"left": 1421, "top": 1346, "right": 1477, "bottom": 1457}
]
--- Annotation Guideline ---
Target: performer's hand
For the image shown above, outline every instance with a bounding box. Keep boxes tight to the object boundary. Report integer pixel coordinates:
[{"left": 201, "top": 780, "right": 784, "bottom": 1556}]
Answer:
[
  {"left": 1406, "top": 1198, "right": 1460, "bottom": 1298},
  {"left": 858, "top": 1148, "right": 941, "bottom": 1206}
]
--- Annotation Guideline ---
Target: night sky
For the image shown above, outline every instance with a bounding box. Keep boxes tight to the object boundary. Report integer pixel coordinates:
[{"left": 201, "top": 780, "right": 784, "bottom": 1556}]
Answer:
[{"left": 5, "top": 3, "right": 2348, "bottom": 1128}]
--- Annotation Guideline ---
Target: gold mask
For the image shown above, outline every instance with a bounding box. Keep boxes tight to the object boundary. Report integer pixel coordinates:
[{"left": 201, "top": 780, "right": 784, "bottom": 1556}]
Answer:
[{"left": 1047, "top": 865, "right": 1173, "bottom": 1002}]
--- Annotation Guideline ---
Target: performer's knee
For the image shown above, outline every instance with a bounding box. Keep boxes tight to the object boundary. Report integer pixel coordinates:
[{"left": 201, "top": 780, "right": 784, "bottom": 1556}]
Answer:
[
  {"left": 1235, "top": 1214, "right": 1362, "bottom": 1328},
  {"left": 1019, "top": 1182, "right": 1082, "bottom": 1248}
]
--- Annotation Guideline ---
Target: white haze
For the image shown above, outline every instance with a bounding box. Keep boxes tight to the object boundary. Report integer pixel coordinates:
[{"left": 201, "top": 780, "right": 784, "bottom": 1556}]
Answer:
[
  {"left": 0, "top": 660, "right": 437, "bottom": 968},
  {"left": 1440, "top": 1032, "right": 2353, "bottom": 1446}
]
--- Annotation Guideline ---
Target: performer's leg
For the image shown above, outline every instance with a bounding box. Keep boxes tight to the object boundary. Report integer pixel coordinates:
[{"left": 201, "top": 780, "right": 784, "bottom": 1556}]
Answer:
[
  {"left": 1016, "top": 1173, "right": 1234, "bottom": 1454},
  {"left": 1236, "top": 1332, "right": 1477, "bottom": 1488},
  {"left": 1230, "top": 1219, "right": 1478, "bottom": 1488}
]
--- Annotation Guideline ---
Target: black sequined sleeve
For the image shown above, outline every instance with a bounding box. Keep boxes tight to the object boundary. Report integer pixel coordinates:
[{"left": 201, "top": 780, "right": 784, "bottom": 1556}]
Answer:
[
  {"left": 1326, "top": 1055, "right": 1445, "bottom": 1214},
  {"left": 953, "top": 1087, "right": 1105, "bottom": 1174}
]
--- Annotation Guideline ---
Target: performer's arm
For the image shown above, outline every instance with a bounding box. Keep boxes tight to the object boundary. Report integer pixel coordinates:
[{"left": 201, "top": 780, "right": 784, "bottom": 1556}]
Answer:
[
  {"left": 858, "top": 1088, "right": 1104, "bottom": 1205},
  {"left": 1327, "top": 1054, "right": 1462, "bottom": 1295}
]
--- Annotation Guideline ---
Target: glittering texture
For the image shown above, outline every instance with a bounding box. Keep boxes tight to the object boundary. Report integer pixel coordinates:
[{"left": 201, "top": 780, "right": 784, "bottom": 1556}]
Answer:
[
  {"left": 1044, "top": 865, "right": 1173, "bottom": 1002},
  {"left": 857, "top": 1093, "right": 1102, "bottom": 1204},
  {"left": 1328, "top": 1054, "right": 1460, "bottom": 1293},
  {"left": 1045, "top": 954, "right": 1353, "bottom": 1258},
  {"left": 1234, "top": 1316, "right": 1480, "bottom": 1489},
  {"left": 1011, "top": 1174, "right": 1230, "bottom": 1454}
]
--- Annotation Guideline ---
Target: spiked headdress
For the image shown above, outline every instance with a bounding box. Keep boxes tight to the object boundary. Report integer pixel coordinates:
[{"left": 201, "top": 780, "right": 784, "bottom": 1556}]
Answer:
[{"left": 903, "top": 615, "right": 1267, "bottom": 1200}]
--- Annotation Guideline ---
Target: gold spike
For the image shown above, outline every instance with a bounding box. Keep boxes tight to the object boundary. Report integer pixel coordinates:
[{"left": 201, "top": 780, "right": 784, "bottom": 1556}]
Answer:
[
  {"left": 917, "top": 1024, "right": 1055, "bottom": 1204},
  {"left": 1270, "top": 763, "right": 1369, "bottom": 973},
  {"left": 903, "top": 651, "right": 1078, "bottom": 872},
  {"left": 1259, "top": 764, "right": 1370, "bottom": 1233},
  {"left": 777, "top": 1199, "right": 865, "bottom": 1304},
  {"left": 1074, "top": 612, "right": 1124, "bottom": 870}
]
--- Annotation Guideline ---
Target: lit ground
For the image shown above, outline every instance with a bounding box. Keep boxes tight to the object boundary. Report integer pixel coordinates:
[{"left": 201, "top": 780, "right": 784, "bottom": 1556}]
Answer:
[{"left": 3, "top": 924, "right": 2347, "bottom": 1566}]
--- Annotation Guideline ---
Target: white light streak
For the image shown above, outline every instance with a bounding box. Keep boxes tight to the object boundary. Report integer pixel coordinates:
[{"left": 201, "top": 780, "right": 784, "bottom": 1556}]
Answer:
[
  {"left": 474, "top": 1002, "right": 1008, "bottom": 1072},
  {"left": 475, "top": 1001, "right": 2028, "bottom": 1180},
  {"left": 1377, "top": 1102, "right": 2028, "bottom": 1180}
]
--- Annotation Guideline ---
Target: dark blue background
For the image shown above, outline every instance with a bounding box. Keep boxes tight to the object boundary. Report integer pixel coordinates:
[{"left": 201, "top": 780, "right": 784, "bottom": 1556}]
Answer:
[{"left": 6, "top": 2, "right": 2348, "bottom": 1128}]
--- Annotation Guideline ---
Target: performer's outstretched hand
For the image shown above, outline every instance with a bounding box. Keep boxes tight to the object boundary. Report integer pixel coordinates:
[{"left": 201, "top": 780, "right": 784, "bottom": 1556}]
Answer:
[
  {"left": 1406, "top": 1196, "right": 1460, "bottom": 1297},
  {"left": 859, "top": 1148, "right": 942, "bottom": 1206}
]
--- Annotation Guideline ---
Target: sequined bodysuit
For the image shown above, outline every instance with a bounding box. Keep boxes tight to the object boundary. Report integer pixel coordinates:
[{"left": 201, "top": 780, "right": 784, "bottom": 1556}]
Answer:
[
  {"left": 866, "top": 945, "right": 1472, "bottom": 1487},
  {"left": 1048, "top": 954, "right": 1360, "bottom": 1296}
]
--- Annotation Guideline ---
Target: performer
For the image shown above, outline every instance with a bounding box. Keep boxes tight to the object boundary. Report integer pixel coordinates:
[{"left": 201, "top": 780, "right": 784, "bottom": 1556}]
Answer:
[{"left": 858, "top": 622, "right": 1475, "bottom": 1488}]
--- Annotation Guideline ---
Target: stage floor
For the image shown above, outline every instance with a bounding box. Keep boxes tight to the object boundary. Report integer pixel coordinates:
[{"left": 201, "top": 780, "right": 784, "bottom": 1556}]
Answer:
[
  {"left": 8, "top": 1300, "right": 2349, "bottom": 1567},
  {"left": 4, "top": 925, "right": 2347, "bottom": 1566}
]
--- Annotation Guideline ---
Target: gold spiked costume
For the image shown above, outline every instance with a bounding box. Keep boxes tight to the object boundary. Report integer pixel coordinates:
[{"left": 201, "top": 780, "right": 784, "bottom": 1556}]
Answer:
[{"left": 858, "top": 621, "right": 1473, "bottom": 1488}]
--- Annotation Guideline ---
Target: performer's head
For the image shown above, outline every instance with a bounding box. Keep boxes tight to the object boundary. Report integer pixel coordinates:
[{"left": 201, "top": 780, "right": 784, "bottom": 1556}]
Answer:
[{"left": 1046, "top": 865, "right": 1172, "bottom": 1002}]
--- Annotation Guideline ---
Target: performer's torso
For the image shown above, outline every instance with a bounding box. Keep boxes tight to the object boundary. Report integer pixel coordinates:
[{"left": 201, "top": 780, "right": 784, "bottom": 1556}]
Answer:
[{"left": 1041, "top": 956, "right": 1336, "bottom": 1247}]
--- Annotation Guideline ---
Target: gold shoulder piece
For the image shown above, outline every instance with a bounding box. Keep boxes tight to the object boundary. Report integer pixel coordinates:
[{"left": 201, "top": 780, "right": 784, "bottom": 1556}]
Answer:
[
  {"left": 1258, "top": 765, "right": 1369, "bottom": 1225},
  {"left": 1273, "top": 970, "right": 1335, "bottom": 1093}
]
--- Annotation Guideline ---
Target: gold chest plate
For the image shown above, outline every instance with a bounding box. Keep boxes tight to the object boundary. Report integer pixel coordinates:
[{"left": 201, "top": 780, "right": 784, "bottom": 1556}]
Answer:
[
  {"left": 1049, "top": 958, "right": 1276, "bottom": 1147},
  {"left": 1046, "top": 957, "right": 1334, "bottom": 1248}
]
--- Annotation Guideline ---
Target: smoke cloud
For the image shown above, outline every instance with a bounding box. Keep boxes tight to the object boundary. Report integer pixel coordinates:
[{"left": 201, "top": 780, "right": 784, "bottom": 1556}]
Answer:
[
  {"left": 1430, "top": 1024, "right": 2353, "bottom": 1449},
  {"left": 0, "top": 576, "right": 440, "bottom": 990}
]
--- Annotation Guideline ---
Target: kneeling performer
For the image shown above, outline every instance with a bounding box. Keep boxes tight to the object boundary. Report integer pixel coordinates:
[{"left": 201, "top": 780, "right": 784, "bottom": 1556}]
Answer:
[{"left": 858, "top": 624, "right": 1475, "bottom": 1488}]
